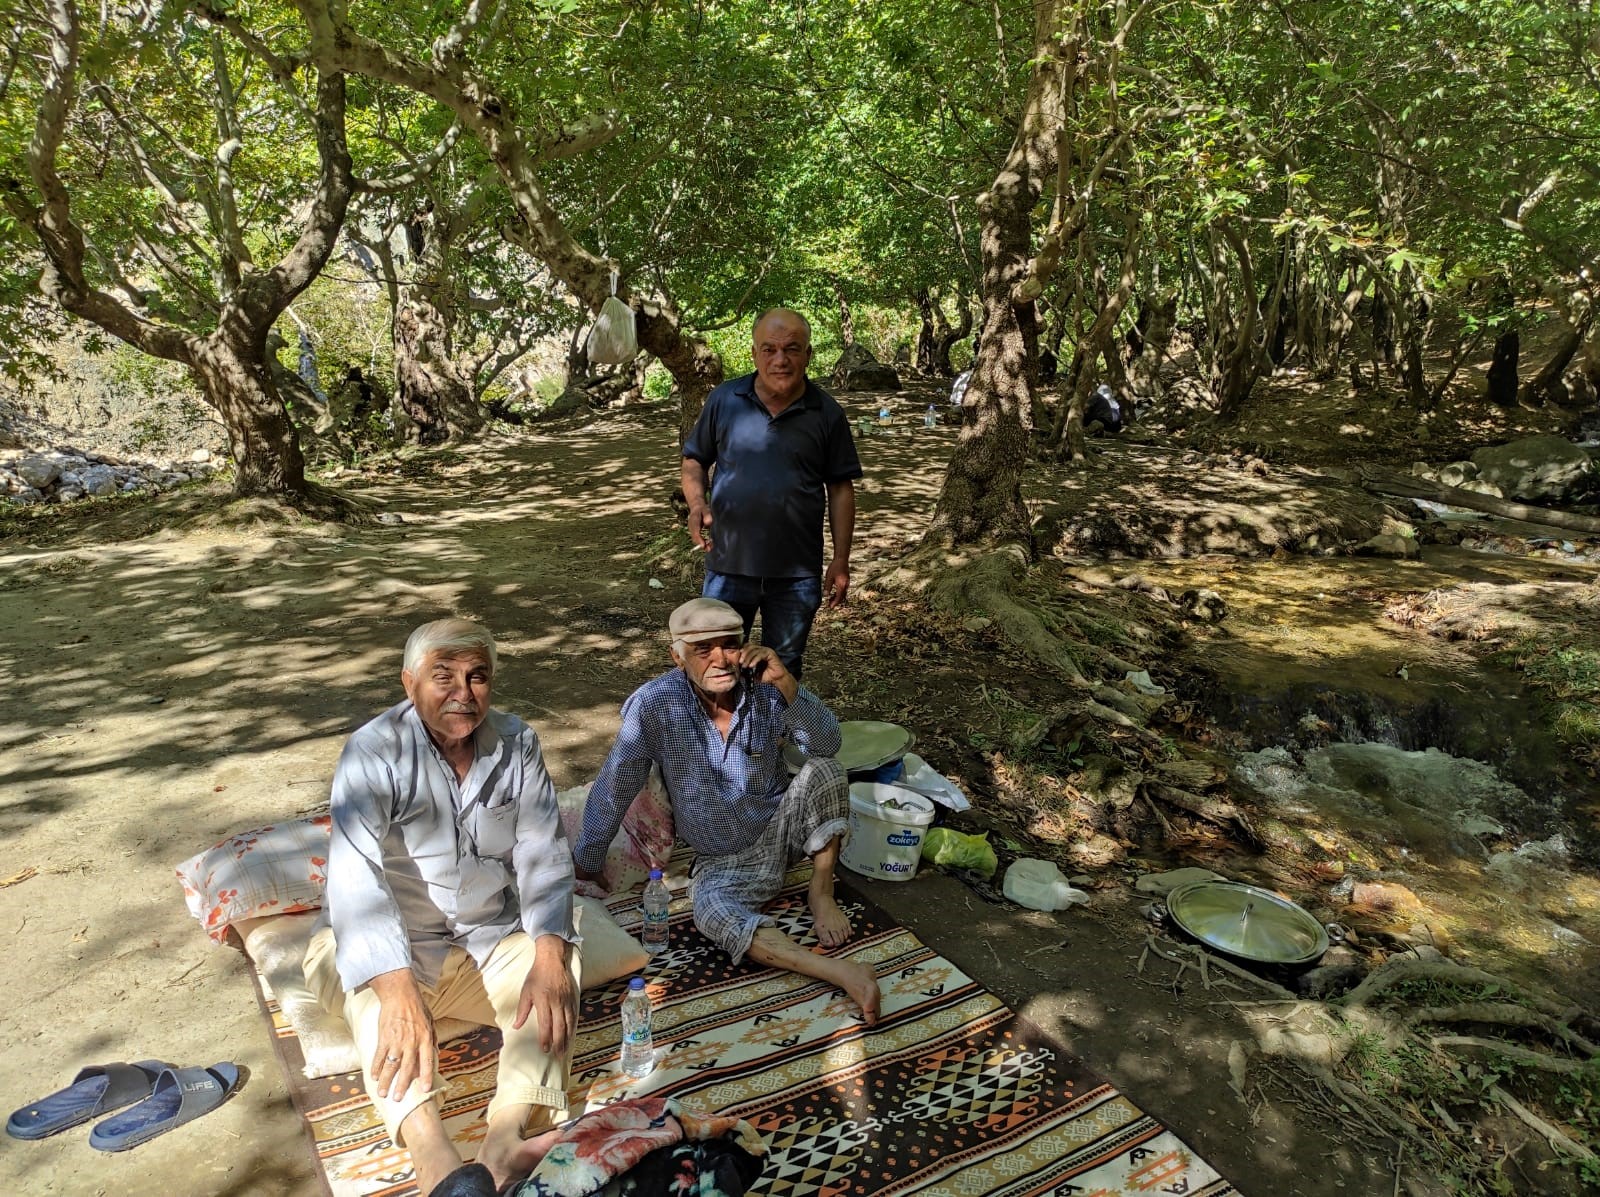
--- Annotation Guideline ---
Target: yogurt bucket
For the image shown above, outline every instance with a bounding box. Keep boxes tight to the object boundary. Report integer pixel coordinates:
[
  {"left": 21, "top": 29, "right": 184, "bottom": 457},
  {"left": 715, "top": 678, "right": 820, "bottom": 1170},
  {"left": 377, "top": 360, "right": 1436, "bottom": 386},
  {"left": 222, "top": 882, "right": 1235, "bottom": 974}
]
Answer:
[{"left": 840, "top": 783, "right": 936, "bottom": 881}]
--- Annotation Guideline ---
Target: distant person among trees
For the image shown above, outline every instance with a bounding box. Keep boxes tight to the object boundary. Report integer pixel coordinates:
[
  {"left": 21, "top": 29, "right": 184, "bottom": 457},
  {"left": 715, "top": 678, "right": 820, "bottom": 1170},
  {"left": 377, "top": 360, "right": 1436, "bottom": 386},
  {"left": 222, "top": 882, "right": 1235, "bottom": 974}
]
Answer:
[
  {"left": 1085, "top": 383, "right": 1136, "bottom": 434},
  {"left": 573, "top": 597, "right": 882, "bottom": 1025},
  {"left": 681, "top": 308, "right": 862, "bottom": 680},
  {"left": 304, "top": 619, "right": 578, "bottom": 1196}
]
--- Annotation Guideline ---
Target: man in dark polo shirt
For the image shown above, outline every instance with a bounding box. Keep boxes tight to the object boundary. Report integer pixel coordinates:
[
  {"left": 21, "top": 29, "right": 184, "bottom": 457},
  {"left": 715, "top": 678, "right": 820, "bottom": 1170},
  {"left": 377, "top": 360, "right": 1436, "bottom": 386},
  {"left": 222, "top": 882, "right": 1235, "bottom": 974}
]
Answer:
[{"left": 680, "top": 308, "right": 862, "bottom": 680}]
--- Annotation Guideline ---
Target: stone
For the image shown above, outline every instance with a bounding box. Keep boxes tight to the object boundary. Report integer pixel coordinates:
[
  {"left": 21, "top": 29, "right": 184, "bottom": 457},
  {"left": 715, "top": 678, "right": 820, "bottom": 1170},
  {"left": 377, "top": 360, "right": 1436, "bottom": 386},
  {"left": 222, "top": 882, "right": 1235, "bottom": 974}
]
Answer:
[
  {"left": 56, "top": 486, "right": 84, "bottom": 502},
  {"left": 1409, "top": 461, "right": 1436, "bottom": 479},
  {"left": 1134, "top": 866, "right": 1225, "bottom": 896},
  {"left": 1349, "top": 880, "right": 1429, "bottom": 921},
  {"left": 191, "top": 448, "right": 212, "bottom": 463},
  {"left": 79, "top": 466, "right": 119, "bottom": 497},
  {"left": 1179, "top": 588, "right": 1227, "bottom": 621},
  {"left": 829, "top": 343, "right": 902, "bottom": 392},
  {"left": 16, "top": 454, "right": 61, "bottom": 489},
  {"left": 1436, "top": 461, "right": 1478, "bottom": 487},
  {"left": 1355, "top": 533, "right": 1420, "bottom": 559},
  {"left": 1457, "top": 478, "right": 1504, "bottom": 498},
  {"left": 11, "top": 487, "right": 44, "bottom": 504},
  {"left": 1295, "top": 964, "right": 1367, "bottom": 999},
  {"left": 1470, "top": 434, "right": 1596, "bottom": 503},
  {"left": 538, "top": 387, "right": 593, "bottom": 420}
]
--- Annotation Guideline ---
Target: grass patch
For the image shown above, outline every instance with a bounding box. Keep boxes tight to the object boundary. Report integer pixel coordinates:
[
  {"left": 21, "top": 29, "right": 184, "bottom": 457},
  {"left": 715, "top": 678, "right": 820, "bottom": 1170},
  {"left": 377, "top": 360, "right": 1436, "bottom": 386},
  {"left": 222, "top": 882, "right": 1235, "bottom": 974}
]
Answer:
[{"left": 1498, "top": 634, "right": 1600, "bottom": 750}]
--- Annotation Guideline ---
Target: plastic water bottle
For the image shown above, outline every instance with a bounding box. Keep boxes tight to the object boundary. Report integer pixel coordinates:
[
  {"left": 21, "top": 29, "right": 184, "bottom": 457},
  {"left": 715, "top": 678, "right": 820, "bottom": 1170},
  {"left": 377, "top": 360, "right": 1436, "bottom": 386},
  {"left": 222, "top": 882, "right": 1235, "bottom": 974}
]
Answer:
[
  {"left": 924, "top": 404, "right": 937, "bottom": 428},
  {"left": 619, "top": 977, "right": 654, "bottom": 1079},
  {"left": 641, "top": 868, "right": 670, "bottom": 956}
]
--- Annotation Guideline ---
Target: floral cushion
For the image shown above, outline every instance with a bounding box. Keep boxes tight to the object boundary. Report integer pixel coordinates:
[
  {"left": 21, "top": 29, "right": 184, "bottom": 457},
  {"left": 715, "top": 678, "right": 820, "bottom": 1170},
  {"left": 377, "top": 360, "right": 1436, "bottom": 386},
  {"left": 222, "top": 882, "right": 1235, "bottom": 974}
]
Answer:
[
  {"left": 175, "top": 817, "right": 331, "bottom": 943},
  {"left": 556, "top": 767, "right": 675, "bottom": 898}
]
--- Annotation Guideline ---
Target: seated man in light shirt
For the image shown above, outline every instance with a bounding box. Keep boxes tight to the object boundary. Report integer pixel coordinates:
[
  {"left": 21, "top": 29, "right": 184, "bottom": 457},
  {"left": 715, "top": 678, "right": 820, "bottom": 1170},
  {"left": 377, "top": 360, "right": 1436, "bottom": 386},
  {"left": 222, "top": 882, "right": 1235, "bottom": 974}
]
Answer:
[
  {"left": 304, "top": 618, "right": 580, "bottom": 1196},
  {"left": 573, "top": 597, "right": 880, "bottom": 1024}
]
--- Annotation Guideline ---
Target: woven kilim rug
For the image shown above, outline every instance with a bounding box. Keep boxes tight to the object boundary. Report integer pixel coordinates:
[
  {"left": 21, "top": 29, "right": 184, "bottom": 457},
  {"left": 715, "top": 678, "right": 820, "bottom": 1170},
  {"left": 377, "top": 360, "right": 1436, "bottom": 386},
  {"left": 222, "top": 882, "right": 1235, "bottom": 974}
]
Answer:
[{"left": 252, "top": 872, "right": 1239, "bottom": 1197}]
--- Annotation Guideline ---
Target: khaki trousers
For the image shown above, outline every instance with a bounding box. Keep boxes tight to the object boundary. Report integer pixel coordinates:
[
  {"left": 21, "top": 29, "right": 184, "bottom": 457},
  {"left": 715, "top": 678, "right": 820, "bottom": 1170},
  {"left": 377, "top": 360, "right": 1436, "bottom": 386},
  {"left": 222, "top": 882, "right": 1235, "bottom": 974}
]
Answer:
[{"left": 304, "top": 927, "right": 579, "bottom": 1144}]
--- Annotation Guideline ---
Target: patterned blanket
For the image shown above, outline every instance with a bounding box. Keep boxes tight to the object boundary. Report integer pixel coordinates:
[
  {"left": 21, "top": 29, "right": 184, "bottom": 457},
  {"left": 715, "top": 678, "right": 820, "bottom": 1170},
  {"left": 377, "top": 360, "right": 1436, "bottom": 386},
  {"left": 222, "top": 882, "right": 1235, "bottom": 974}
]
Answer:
[{"left": 252, "top": 871, "right": 1238, "bottom": 1197}]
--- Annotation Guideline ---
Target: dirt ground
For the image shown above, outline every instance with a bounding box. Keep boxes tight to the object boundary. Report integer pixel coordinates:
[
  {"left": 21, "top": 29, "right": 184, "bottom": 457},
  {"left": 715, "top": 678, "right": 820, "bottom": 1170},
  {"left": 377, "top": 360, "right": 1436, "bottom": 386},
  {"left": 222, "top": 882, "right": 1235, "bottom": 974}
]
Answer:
[{"left": 1, "top": 395, "right": 1595, "bottom": 1196}]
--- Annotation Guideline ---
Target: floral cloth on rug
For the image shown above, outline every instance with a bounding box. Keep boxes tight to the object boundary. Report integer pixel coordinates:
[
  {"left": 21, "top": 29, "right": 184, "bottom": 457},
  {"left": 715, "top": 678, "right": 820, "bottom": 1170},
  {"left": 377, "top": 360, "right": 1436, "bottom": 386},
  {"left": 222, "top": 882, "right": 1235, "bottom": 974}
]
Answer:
[{"left": 513, "top": 1097, "right": 765, "bottom": 1197}]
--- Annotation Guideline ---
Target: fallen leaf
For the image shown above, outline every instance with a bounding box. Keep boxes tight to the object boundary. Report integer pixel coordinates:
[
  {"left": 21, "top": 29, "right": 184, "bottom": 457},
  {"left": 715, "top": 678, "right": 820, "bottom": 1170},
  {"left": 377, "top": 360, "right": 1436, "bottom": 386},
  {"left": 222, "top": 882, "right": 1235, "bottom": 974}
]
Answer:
[
  {"left": 0, "top": 866, "right": 38, "bottom": 888},
  {"left": 1227, "top": 1039, "right": 1249, "bottom": 1100}
]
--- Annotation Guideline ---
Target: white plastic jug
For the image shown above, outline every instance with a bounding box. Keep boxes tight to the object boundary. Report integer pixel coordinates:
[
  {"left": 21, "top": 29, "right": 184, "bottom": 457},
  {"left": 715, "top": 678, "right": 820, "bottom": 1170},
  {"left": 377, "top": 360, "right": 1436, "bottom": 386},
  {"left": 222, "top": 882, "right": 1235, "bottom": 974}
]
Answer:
[{"left": 1003, "top": 858, "right": 1089, "bottom": 912}]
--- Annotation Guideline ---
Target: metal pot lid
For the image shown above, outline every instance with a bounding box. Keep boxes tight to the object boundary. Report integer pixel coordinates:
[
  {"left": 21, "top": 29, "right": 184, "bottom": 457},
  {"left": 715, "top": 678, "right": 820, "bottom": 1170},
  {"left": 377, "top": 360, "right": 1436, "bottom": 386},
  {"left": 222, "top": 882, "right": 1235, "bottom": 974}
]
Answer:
[
  {"left": 784, "top": 721, "right": 915, "bottom": 774},
  {"left": 1164, "top": 880, "right": 1329, "bottom": 965}
]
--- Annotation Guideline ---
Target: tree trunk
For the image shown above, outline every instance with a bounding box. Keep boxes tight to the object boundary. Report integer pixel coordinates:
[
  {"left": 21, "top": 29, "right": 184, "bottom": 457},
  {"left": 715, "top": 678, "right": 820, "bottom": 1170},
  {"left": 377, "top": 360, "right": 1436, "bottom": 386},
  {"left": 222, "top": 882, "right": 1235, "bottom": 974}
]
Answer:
[
  {"left": 1521, "top": 315, "right": 1591, "bottom": 405},
  {"left": 393, "top": 300, "right": 477, "bottom": 442},
  {"left": 933, "top": 289, "right": 974, "bottom": 376},
  {"left": 1372, "top": 290, "right": 1396, "bottom": 368},
  {"left": 10, "top": 0, "right": 353, "bottom": 511},
  {"left": 191, "top": 337, "right": 310, "bottom": 498},
  {"left": 1487, "top": 331, "right": 1519, "bottom": 406},
  {"left": 1211, "top": 222, "right": 1263, "bottom": 420},
  {"left": 1127, "top": 293, "right": 1174, "bottom": 401},
  {"left": 915, "top": 290, "right": 937, "bottom": 374},
  {"left": 833, "top": 275, "right": 856, "bottom": 347},
  {"left": 927, "top": 0, "right": 1069, "bottom": 550}
]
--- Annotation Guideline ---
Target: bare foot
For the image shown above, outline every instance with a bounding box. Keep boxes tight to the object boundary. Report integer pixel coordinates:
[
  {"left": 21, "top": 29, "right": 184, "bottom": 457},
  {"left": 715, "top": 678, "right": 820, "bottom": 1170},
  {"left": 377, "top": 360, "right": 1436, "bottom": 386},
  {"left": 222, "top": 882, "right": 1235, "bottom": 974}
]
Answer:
[
  {"left": 841, "top": 960, "right": 881, "bottom": 1026},
  {"left": 478, "top": 1125, "right": 564, "bottom": 1190},
  {"left": 810, "top": 890, "right": 853, "bottom": 948}
]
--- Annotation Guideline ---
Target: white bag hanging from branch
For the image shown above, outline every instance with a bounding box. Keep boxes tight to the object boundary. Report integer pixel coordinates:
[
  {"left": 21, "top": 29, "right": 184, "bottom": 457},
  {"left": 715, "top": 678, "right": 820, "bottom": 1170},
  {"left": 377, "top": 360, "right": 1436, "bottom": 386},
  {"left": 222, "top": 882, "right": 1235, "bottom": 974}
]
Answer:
[{"left": 586, "top": 270, "right": 637, "bottom": 364}]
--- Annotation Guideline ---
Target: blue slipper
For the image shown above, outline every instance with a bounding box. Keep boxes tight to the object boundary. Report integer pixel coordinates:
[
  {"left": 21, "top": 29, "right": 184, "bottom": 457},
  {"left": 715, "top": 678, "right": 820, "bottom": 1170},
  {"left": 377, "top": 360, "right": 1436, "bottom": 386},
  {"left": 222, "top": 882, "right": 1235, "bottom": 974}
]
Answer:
[
  {"left": 6, "top": 1060, "right": 170, "bottom": 1141},
  {"left": 87, "top": 1063, "right": 240, "bottom": 1153}
]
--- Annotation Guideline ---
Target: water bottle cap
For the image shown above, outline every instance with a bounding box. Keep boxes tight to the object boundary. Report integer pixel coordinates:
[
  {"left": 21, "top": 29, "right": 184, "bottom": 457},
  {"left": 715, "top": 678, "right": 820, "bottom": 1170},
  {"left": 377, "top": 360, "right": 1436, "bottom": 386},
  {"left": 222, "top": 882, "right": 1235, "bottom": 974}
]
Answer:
[
  {"left": 629, "top": 977, "right": 646, "bottom": 990},
  {"left": 649, "top": 868, "right": 663, "bottom": 880}
]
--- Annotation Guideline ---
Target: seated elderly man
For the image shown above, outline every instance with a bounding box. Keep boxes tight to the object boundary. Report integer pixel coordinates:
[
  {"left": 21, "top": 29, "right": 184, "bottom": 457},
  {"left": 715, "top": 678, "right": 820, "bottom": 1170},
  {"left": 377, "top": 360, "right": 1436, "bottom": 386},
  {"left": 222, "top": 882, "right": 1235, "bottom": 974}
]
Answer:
[
  {"left": 304, "top": 618, "right": 580, "bottom": 1196},
  {"left": 574, "top": 598, "right": 880, "bottom": 1024}
]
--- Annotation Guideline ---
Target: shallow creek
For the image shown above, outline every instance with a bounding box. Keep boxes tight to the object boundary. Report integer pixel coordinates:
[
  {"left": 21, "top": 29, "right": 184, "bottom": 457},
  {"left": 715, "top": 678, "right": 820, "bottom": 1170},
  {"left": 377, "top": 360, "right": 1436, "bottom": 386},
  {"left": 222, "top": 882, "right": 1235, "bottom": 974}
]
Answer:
[{"left": 1112, "top": 549, "right": 1600, "bottom": 999}]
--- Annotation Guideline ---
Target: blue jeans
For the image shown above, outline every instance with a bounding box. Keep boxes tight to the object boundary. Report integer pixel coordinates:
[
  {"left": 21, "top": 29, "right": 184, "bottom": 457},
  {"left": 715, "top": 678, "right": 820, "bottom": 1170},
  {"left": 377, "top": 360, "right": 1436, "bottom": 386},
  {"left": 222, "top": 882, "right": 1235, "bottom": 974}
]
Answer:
[{"left": 702, "top": 570, "right": 822, "bottom": 680}]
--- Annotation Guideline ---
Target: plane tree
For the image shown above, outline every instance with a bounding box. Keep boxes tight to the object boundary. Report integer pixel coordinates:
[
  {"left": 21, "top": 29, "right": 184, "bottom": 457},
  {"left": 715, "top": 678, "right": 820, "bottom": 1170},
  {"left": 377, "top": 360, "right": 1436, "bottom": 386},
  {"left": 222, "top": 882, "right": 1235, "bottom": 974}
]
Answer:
[{"left": 1, "top": 0, "right": 359, "bottom": 509}]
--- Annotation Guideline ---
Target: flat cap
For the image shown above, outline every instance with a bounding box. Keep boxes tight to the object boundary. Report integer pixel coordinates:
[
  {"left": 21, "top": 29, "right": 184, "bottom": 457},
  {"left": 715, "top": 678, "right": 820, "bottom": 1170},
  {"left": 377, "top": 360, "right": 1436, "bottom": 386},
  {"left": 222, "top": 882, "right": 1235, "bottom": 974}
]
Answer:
[{"left": 669, "top": 597, "right": 745, "bottom": 643}]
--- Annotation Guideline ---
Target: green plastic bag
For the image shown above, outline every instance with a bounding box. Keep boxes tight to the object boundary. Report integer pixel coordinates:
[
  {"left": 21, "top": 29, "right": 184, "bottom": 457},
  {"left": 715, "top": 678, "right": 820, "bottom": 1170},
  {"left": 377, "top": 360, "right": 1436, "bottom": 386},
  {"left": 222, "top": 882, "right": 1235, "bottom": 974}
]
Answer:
[{"left": 920, "top": 828, "right": 998, "bottom": 879}]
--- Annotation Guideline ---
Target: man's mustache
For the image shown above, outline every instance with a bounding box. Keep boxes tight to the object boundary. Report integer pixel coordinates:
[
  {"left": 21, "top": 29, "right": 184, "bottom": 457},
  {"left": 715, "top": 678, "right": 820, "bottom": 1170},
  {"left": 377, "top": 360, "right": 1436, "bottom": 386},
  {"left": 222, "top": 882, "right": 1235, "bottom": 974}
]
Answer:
[{"left": 442, "top": 702, "right": 479, "bottom": 714}]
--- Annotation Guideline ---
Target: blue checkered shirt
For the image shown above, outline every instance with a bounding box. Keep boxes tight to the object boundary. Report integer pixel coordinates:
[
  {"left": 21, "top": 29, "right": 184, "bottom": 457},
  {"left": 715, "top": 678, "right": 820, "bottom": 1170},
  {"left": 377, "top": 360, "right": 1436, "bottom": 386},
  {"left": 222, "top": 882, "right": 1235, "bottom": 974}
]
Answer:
[{"left": 574, "top": 669, "right": 842, "bottom": 871}]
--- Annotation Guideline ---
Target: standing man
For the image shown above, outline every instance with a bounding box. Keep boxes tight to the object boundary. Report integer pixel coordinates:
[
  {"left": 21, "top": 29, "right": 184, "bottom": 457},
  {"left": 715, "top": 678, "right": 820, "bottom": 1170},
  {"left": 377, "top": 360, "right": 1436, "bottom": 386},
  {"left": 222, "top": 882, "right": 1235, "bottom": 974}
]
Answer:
[
  {"left": 681, "top": 308, "right": 862, "bottom": 680},
  {"left": 305, "top": 618, "right": 579, "bottom": 1196}
]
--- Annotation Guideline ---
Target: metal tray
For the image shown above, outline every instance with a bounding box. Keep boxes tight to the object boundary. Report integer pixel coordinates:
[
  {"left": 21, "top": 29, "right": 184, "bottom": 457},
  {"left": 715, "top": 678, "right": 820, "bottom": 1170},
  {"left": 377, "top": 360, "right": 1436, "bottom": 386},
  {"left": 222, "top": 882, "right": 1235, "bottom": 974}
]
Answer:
[
  {"left": 783, "top": 720, "right": 915, "bottom": 774},
  {"left": 1164, "top": 880, "right": 1329, "bottom": 965}
]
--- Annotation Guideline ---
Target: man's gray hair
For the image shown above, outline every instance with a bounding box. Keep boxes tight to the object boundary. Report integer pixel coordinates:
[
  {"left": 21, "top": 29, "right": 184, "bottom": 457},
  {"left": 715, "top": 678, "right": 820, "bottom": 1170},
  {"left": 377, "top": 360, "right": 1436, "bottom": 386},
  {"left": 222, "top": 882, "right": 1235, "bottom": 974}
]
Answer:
[
  {"left": 752, "top": 307, "right": 812, "bottom": 344},
  {"left": 403, "top": 618, "right": 498, "bottom": 676}
]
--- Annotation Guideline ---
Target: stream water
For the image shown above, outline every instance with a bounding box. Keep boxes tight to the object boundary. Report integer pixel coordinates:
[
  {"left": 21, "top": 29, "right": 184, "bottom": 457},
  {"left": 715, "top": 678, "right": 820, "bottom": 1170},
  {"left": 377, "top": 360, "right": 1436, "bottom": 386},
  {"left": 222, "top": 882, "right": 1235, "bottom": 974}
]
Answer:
[
  {"left": 1233, "top": 743, "right": 1600, "bottom": 997},
  {"left": 1123, "top": 550, "right": 1600, "bottom": 998}
]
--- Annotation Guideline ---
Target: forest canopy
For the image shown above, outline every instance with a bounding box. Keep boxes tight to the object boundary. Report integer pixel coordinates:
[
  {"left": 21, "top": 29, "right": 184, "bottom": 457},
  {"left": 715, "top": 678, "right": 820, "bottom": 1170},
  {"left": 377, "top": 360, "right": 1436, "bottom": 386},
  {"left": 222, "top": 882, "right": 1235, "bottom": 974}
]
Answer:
[{"left": 1, "top": 0, "right": 1595, "bottom": 524}]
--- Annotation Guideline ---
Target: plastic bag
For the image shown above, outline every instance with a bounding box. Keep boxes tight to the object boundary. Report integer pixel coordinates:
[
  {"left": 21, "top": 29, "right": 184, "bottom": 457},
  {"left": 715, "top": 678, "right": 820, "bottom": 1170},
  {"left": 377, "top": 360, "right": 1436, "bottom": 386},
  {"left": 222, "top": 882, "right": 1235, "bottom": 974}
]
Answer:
[
  {"left": 587, "top": 270, "right": 637, "bottom": 364},
  {"left": 1002, "top": 858, "right": 1089, "bottom": 912},
  {"left": 920, "top": 828, "right": 998, "bottom": 879}
]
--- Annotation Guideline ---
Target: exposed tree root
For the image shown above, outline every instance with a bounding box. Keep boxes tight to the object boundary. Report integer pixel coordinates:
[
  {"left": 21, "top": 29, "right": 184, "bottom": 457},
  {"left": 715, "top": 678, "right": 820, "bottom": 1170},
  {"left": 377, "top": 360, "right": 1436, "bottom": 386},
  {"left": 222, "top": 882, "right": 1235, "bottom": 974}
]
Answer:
[
  {"left": 1431, "top": 1035, "right": 1587, "bottom": 1076},
  {"left": 1338, "top": 960, "right": 1586, "bottom": 1029},
  {"left": 1406, "top": 1002, "right": 1599, "bottom": 1056},
  {"left": 1144, "top": 781, "right": 1263, "bottom": 850},
  {"left": 1360, "top": 467, "right": 1600, "bottom": 534},
  {"left": 923, "top": 544, "right": 1089, "bottom": 683},
  {"left": 1489, "top": 1084, "right": 1600, "bottom": 1163}
]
